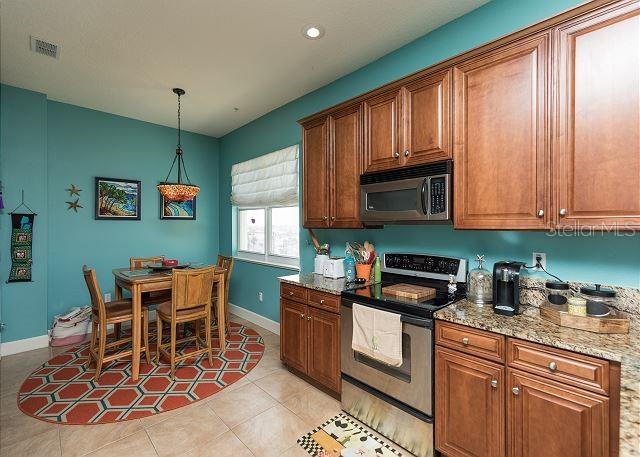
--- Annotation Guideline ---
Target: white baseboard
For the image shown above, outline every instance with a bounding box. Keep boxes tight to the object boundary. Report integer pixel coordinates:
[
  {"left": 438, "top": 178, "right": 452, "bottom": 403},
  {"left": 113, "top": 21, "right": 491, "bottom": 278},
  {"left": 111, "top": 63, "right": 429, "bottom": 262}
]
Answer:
[
  {"left": 229, "top": 302, "right": 280, "bottom": 335},
  {"left": 1, "top": 334, "right": 49, "bottom": 357}
]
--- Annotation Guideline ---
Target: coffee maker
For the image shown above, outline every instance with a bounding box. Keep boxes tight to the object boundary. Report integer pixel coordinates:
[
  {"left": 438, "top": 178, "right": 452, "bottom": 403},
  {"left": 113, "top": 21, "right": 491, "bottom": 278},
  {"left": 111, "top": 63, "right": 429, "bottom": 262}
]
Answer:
[{"left": 492, "top": 261, "right": 525, "bottom": 316}]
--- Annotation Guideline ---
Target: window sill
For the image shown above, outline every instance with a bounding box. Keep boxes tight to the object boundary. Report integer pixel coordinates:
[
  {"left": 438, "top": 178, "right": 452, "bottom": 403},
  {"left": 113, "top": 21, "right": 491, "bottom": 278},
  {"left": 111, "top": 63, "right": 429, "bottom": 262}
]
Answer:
[{"left": 233, "top": 256, "right": 300, "bottom": 271}]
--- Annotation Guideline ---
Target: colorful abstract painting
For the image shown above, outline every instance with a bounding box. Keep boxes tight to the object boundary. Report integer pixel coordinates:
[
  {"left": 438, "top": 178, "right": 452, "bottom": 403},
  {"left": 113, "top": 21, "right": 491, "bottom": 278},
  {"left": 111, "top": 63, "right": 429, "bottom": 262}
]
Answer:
[
  {"left": 161, "top": 195, "right": 196, "bottom": 220},
  {"left": 95, "top": 177, "right": 141, "bottom": 220}
]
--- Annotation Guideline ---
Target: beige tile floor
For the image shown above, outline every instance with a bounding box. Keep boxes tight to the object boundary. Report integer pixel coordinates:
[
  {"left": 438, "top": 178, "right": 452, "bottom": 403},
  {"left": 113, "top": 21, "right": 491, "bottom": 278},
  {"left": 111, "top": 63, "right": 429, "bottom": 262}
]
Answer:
[{"left": 0, "top": 315, "right": 409, "bottom": 457}]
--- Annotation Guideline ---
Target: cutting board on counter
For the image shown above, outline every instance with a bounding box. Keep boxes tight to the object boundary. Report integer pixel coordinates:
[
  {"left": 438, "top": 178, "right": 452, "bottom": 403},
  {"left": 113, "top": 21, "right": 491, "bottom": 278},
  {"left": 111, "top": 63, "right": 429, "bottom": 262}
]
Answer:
[{"left": 382, "top": 283, "right": 436, "bottom": 300}]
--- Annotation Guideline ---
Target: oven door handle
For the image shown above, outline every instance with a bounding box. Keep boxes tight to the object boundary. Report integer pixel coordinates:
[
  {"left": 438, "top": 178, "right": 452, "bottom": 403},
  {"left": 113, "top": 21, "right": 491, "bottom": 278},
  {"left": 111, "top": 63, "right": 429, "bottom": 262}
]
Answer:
[{"left": 341, "top": 301, "right": 433, "bottom": 328}]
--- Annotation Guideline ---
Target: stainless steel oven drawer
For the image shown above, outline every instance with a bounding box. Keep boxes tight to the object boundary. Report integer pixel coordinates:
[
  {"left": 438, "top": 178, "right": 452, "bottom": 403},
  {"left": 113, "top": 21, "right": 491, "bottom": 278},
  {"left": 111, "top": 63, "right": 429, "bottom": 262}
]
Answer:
[
  {"left": 340, "top": 302, "right": 433, "bottom": 416},
  {"left": 342, "top": 377, "right": 434, "bottom": 457}
]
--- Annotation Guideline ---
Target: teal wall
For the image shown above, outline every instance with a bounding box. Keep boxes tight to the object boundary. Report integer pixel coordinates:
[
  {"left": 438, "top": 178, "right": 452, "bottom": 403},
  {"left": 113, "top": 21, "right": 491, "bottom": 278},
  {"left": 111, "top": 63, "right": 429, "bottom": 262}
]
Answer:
[
  {"left": 0, "top": 84, "right": 220, "bottom": 343},
  {"left": 0, "top": 85, "right": 49, "bottom": 343},
  {"left": 219, "top": 0, "right": 640, "bottom": 322}
]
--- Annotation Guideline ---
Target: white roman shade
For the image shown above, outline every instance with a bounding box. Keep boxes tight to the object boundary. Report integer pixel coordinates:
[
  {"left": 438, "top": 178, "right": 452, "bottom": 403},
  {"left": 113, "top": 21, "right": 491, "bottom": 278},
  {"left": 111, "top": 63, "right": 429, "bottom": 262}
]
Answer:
[{"left": 230, "top": 145, "right": 299, "bottom": 207}]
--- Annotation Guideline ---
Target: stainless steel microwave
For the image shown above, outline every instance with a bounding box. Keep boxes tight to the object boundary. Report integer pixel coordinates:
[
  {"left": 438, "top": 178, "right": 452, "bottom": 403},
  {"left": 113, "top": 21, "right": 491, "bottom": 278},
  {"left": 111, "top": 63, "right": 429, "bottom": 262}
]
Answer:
[{"left": 360, "top": 161, "right": 452, "bottom": 224}]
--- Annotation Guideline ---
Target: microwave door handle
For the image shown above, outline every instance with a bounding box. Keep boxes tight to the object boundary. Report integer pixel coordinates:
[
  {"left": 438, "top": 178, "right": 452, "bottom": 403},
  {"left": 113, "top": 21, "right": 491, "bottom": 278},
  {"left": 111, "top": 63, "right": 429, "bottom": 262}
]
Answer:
[{"left": 421, "top": 178, "right": 428, "bottom": 215}]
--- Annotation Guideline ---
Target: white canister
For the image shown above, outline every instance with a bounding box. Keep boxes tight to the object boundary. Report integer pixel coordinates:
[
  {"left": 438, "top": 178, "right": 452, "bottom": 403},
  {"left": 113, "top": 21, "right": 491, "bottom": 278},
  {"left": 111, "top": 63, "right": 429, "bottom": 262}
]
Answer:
[{"left": 315, "top": 254, "right": 329, "bottom": 275}]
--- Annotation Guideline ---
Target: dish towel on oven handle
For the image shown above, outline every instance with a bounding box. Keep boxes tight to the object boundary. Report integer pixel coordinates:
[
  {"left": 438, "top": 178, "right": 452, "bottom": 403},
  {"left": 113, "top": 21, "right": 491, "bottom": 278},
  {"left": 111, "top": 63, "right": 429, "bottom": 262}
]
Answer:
[{"left": 351, "top": 303, "right": 403, "bottom": 367}]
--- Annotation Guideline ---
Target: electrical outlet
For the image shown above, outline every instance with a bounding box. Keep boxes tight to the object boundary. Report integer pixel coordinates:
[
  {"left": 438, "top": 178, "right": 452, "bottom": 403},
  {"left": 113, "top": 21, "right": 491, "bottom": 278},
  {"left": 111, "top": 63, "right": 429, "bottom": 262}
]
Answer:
[
  {"left": 532, "top": 252, "right": 546, "bottom": 271},
  {"left": 258, "top": 292, "right": 263, "bottom": 302},
  {"left": 104, "top": 293, "right": 111, "bottom": 302}
]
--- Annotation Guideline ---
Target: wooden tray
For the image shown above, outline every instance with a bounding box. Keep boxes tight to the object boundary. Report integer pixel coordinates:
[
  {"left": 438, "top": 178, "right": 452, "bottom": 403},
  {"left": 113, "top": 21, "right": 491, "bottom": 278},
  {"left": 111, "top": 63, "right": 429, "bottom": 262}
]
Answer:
[
  {"left": 382, "top": 283, "right": 436, "bottom": 300},
  {"left": 539, "top": 304, "right": 630, "bottom": 334}
]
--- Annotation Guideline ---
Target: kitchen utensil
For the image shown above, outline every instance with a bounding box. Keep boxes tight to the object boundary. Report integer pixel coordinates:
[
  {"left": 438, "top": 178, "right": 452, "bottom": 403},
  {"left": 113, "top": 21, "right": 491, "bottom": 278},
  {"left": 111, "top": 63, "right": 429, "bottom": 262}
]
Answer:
[
  {"left": 382, "top": 283, "right": 436, "bottom": 300},
  {"left": 467, "top": 254, "right": 492, "bottom": 305}
]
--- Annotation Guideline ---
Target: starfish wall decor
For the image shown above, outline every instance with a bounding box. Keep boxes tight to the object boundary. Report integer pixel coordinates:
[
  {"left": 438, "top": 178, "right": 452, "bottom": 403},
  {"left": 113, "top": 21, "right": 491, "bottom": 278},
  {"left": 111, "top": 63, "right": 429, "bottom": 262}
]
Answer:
[
  {"left": 66, "top": 198, "right": 83, "bottom": 212},
  {"left": 66, "top": 184, "right": 82, "bottom": 196}
]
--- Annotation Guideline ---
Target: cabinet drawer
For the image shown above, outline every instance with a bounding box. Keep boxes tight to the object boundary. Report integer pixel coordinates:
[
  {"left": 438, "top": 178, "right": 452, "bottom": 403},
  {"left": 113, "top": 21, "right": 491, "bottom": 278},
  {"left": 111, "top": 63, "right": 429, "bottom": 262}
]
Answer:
[
  {"left": 308, "top": 290, "right": 340, "bottom": 312},
  {"left": 507, "top": 338, "right": 610, "bottom": 395},
  {"left": 436, "top": 321, "right": 505, "bottom": 363},
  {"left": 280, "top": 283, "right": 308, "bottom": 303}
]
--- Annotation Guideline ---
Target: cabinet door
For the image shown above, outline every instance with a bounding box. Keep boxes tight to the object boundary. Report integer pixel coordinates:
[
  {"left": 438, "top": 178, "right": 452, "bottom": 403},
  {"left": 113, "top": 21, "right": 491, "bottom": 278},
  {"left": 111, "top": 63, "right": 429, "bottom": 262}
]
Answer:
[
  {"left": 307, "top": 307, "right": 341, "bottom": 394},
  {"left": 453, "top": 33, "right": 550, "bottom": 229},
  {"left": 402, "top": 69, "right": 452, "bottom": 166},
  {"left": 555, "top": 1, "right": 640, "bottom": 228},
  {"left": 280, "top": 299, "right": 308, "bottom": 373},
  {"left": 329, "top": 104, "right": 363, "bottom": 228},
  {"left": 363, "top": 88, "right": 402, "bottom": 173},
  {"left": 435, "top": 346, "right": 505, "bottom": 457},
  {"left": 508, "top": 369, "right": 609, "bottom": 457},
  {"left": 302, "top": 118, "right": 329, "bottom": 228}
]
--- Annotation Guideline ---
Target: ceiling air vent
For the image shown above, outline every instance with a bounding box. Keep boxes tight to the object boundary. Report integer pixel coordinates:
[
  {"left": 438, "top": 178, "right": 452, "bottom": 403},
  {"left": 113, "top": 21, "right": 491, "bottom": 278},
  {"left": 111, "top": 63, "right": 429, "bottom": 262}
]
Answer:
[{"left": 30, "top": 36, "right": 59, "bottom": 59}]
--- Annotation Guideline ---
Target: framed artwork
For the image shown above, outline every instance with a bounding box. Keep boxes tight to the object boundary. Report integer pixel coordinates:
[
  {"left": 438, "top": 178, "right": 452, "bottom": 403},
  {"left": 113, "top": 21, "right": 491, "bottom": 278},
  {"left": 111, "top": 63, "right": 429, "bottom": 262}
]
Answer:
[
  {"left": 160, "top": 194, "right": 196, "bottom": 220},
  {"left": 94, "top": 177, "right": 141, "bottom": 220}
]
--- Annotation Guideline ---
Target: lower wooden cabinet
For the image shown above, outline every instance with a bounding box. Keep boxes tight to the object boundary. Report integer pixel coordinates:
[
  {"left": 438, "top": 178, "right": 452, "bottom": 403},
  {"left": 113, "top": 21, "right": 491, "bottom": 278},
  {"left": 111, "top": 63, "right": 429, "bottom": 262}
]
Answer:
[
  {"left": 508, "top": 369, "right": 609, "bottom": 457},
  {"left": 435, "top": 346, "right": 505, "bottom": 457},
  {"left": 280, "top": 284, "right": 341, "bottom": 395},
  {"left": 435, "top": 321, "right": 619, "bottom": 457}
]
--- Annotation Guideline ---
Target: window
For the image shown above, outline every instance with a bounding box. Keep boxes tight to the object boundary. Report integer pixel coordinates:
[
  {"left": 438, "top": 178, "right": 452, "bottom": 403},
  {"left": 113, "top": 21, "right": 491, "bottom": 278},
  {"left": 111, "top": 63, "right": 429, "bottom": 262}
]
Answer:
[{"left": 236, "top": 206, "right": 299, "bottom": 267}]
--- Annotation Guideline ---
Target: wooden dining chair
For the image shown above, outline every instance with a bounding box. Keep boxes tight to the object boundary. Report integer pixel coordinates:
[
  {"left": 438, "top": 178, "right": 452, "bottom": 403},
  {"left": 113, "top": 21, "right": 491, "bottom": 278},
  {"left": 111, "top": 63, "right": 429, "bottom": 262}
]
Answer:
[
  {"left": 156, "top": 266, "right": 216, "bottom": 378},
  {"left": 212, "top": 255, "right": 234, "bottom": 332},
  {"left": 83, "top": 265, "right": 151, "bottom": 381}
]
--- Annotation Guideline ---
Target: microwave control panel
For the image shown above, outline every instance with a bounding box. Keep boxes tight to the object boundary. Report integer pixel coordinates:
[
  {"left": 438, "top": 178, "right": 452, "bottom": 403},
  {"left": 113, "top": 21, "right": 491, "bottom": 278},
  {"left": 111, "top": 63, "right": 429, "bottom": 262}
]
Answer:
[{"left": 430, "top": 176, "right": 447, "bottom": 215}]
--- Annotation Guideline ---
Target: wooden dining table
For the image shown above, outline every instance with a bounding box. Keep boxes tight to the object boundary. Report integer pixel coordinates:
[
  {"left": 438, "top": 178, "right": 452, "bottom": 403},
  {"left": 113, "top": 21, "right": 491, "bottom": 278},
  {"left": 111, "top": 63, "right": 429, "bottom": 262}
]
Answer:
[{"left": 112, "top": 266, "right": 227, "bottom": 381}]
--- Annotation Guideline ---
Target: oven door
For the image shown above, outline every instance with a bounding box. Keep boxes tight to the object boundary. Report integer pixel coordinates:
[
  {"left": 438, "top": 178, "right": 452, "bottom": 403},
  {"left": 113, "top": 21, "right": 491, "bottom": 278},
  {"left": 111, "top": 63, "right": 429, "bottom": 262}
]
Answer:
[
  {"left": 340, "top": 301, "right": 433, "bottom": 416},
  {"left": 360, "top": 177, "right": 428, "bottom": 222}
]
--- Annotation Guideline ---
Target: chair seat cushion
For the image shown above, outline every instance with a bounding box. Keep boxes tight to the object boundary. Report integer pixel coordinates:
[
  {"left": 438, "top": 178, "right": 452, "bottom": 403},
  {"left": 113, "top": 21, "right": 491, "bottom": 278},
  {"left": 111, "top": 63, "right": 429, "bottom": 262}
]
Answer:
[
  {"left": 157, "top": 301, "right": 206, "bottom": 320},
  {"left": 93, "top": 299, "right": 148, "bottom": 320}
]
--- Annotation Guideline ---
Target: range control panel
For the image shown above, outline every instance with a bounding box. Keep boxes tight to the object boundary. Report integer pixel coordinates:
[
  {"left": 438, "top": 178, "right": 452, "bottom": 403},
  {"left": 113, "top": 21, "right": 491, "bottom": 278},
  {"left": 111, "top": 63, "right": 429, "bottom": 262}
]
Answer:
[{"left": 383, "top": 253, "right": 468, "bottom": 282}]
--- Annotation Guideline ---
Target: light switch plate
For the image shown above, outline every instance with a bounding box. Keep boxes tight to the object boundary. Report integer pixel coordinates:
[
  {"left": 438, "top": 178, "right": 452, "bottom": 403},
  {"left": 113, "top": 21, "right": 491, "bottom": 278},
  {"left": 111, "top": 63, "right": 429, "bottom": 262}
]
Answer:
[{"left": 104, "top": 293, "right": 111, "bottom": 302}]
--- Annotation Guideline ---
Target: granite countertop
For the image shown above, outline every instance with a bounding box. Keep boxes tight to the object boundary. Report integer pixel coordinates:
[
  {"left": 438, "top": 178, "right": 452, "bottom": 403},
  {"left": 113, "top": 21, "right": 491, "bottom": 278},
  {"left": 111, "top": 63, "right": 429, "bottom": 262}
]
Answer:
[
  {"left": 435, "top": 300, "right": 640, "bottom": 456},
  {"left": 278, "top": 273, "right": 367, "bottom": 295}
]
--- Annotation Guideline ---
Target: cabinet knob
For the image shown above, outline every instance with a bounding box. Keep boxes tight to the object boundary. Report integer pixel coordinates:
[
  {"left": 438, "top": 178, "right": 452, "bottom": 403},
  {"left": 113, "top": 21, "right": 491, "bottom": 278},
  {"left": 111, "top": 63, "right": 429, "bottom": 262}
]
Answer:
[
  {"left": 300, "top": 313, "right": 305, "bottom": 319},
  {"left": 393, "top": 151, "right": 400, "bottom": 158},
  {"left": 512, "top": 386, "right": 520, "bottom": 396},
  {"left": 307, "top": 316, "right": 311, "bottom": 321},
  {"left": 548, "top": 361, "right": 557, "bottom": 371},
  {"left": 559, "top": 208, "right": 567, "bottom": 216},
  {"left": 404, "top": 150, "right": 410, "bottom": 157},
  {"left": 323, "top": 216, "right": 328, "bottom": 221},
  {"left": 331, "top": 216, "right": 335, "bottom": 221},
  {"left": 289, "top": 291, "right": 294, "bottom": 296},
  {"left": 462, "top": 337, "right": 469, "bottom": 346},
  {"left": 491, "top": 380, "right": 498, "bottom": 389},
  {"left": 537, "top": 209, "right": 544, "bottom": 217},
  {"left": 320, "top": 299, "right": 325, "bottom": 304}
]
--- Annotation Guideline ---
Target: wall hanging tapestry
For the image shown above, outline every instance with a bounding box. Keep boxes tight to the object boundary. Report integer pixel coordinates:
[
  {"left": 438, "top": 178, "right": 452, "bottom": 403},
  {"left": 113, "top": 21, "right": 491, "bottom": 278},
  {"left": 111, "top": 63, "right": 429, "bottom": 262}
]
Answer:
[{"left": 9, "top": 213, "right": 35, "bottom": 282}]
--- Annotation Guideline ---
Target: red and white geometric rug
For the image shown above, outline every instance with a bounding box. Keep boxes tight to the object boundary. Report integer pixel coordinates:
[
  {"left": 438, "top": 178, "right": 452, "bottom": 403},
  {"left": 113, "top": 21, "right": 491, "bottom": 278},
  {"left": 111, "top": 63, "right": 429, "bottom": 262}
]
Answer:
[{"left": 17, "top": 322, "right": 264, "bottom": 425}]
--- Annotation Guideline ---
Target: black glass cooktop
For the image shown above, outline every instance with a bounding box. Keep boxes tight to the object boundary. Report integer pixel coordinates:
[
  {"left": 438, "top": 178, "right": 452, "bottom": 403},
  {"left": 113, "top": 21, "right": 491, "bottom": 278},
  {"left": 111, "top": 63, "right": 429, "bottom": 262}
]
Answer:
[{"left": 341, "top": 278, "right": 466, "bottom": 319}]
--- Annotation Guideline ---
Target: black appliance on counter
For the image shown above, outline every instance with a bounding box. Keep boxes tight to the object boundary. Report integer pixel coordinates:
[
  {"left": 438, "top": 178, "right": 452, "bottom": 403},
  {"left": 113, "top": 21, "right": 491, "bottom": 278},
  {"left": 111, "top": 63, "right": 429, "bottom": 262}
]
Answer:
[
  {"left": 492, "top": 260, "right": 525, "bottom": 316},
  {"left": 340, "top": 252, "right": 467, "bottom": 457}
]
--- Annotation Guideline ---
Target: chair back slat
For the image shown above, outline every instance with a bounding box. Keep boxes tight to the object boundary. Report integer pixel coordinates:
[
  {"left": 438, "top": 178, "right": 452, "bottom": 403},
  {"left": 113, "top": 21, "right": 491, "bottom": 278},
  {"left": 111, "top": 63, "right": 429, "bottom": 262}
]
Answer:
[
  {"left": 130, "top": 256, "right": 165, "bottom": 270},
  {"left": 216, "top": 255, "right": 234, "bottom": 299},
  {"left": 172, "top": 266, "right": 215, "bottom": 312},
  {"left": 82, "top": 265, "right": 106, "bottom": 319}
]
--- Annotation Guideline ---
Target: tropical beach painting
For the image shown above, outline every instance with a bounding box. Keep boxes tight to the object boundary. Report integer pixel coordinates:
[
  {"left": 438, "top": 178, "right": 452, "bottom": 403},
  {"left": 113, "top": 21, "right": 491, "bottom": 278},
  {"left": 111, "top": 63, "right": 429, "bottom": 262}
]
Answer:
[
  {"left": 161, "top": 195, "right": 196, "bottom": 220},
  {"left": 95, "top": 177, "right": 141, "bottom": 220}
]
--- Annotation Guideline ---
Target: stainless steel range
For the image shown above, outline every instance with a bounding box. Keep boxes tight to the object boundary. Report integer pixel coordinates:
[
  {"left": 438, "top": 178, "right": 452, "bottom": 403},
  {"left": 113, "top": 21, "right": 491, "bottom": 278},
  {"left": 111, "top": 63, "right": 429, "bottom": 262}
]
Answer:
[{"left": 340, "top": 253, "right": 468, "bottom": 457}]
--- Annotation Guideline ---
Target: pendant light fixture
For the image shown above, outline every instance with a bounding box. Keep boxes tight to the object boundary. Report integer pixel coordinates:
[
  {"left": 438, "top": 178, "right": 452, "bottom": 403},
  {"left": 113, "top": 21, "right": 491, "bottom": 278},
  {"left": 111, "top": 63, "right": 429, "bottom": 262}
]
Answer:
[{"left": 157, "top": 88, "right": 200, "bottom": 201}]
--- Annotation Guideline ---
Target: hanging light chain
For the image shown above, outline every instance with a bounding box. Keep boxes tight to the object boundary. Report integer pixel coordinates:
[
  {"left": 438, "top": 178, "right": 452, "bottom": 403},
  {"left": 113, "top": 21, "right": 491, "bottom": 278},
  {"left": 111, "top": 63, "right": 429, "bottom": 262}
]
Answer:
[{"left": 177, "top": 92, "right": 181, "bottom": 148}]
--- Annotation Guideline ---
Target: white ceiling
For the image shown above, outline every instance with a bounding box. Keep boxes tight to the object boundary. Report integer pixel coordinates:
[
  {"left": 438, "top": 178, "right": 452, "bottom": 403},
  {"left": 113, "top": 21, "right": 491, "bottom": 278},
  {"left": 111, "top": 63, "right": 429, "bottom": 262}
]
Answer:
[{"left": 0, "top": 0, "right": 487, "bottom": 137}]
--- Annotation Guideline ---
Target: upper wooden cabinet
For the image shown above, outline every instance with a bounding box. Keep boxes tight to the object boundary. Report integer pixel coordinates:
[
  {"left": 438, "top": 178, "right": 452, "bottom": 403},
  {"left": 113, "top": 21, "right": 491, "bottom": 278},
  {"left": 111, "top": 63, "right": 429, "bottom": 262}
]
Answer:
[
  {"left": 302, "top": 104, "right": 363, "bottom": 229},
  {"left": 302, "top": 118, "right": 329, "bottom": 228},
  {"left": 363, "top": 71, "right": 452, "bottom": 173},
  {"left": 554, "top": 1, "right": 640, "bottom": 229},
  {"left": 453, "top": 33, "right": 550, "bottom": 230},
  {"left": 329, "top": 104, "right": 363, "bottom": 228},
  {"left": 402, "top": 70, "right": 452, "bottom": 167},
  {"left": 363, "top": 88, "right": 402, "bottom": 172}
]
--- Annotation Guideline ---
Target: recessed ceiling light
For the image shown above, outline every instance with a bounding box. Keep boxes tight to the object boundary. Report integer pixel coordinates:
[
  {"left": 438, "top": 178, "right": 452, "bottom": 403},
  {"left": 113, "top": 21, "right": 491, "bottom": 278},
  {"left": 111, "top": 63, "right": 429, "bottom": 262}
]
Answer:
[{"left": 302, "top": 24, "right": 325, "bottom": 40}]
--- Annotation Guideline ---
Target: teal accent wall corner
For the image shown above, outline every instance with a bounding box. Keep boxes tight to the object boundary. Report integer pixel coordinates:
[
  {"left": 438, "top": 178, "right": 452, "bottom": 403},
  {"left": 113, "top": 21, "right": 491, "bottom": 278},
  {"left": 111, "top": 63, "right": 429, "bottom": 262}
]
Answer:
[
  {"left": 0, "top": 84, "right": 220, "bottom": 343},
  {"left": 219, "top": 0, "right": 640, "bottom": 324},
  {"left": 0, "top": 85, "right": 49, "bottom": 343}
]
